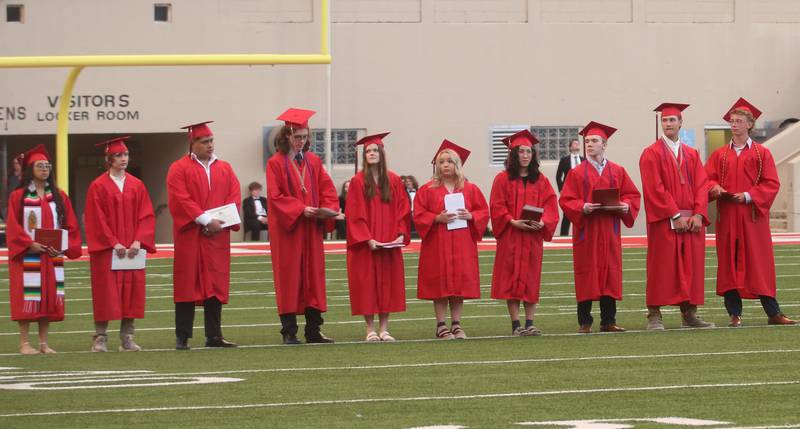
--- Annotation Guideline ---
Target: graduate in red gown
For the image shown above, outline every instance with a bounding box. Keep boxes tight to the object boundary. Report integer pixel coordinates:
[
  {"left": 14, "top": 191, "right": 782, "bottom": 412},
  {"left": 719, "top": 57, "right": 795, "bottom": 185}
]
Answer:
[
  {"left": 345, "top": 132, "right": 411, "bottom": 342},
  {"left": 6, "top": 144, "right": 82, "bottom": 354},
  {"left": 490, "top": 130, "right": 558, "bottom": 336},
  {"left": 267, "top": 108, "right": 340, "bottom": 344},
  {"left": 167, "top": 121, "right": 241, "bottom": 350},
  {"left": 415, "top": 140, "right": 489, "bottom": 340},
  {"left": 85, "top": 137, "right": 156, "bottom": 352},
  {"left": 639, "top": 103, "right": 714, "bottom": 330},
  {"left": 706, "top": 98, "right": 796, "bottom": 327},
  {"left": 558, "top": 121, "right": 640, "bottom": 333}
]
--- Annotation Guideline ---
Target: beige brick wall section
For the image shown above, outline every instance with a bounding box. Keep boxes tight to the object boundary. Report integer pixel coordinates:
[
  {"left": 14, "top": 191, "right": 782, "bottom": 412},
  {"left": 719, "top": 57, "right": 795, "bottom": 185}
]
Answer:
[
  {"left": 752, "top": 0, "right": 800, "bottom": 22},
  {"left": 645, "top": 0, "right": 735, "bottom": 23},
  {"left": 540, "top": 0, "right": 633, "bottom": 23},
  {"left": 333, "top": 0, "right": 422, "bottom": 23},
  {"left": 433, "top": 0, "right": 528, "bottom": 23},
  {"left": 217, "top": 0, "right": 313, "bottom": 23}
]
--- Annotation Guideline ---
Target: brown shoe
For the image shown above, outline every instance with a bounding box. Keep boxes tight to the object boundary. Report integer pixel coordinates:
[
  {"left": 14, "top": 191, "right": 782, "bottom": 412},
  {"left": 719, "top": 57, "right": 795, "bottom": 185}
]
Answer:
[
  {"left": 577, "top": 324, "right": 592, "bottom": 334},
  {"left": 600, "top": 324, "right": 627, "bottom": 333},
  {"left": 728, "top": 315, "right": 742, "bottom": 327},
  {"left": 767, "top": 314, "right": 797, "bottom": 325}
]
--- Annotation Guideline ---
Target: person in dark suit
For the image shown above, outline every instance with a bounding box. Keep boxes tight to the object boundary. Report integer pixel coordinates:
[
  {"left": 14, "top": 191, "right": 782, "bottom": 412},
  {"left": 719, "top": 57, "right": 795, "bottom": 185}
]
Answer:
[
  {"left": 555, "top": 139, "right": 584, "bottom": 236},
  {"left": 242, "top": 181, "right": 268, "bottom": 241}
]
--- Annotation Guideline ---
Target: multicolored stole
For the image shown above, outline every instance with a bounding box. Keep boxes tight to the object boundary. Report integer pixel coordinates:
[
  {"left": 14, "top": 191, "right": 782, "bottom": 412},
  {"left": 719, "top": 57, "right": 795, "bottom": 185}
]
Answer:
[{"left": 21, "top": 185, "right": 65, "bottom": 313}]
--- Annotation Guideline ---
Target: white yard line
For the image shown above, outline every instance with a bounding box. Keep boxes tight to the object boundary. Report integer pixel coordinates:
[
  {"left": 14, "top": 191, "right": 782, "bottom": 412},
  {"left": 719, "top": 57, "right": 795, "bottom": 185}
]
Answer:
[{"left": 0, "top": 380, "right": 797, "bottom": 418}]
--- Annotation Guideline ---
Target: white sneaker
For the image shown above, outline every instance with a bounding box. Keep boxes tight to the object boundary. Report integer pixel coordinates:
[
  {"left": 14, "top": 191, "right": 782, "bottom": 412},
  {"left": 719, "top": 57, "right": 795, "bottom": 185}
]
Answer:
[
  {"left": 119, "top": 334, "right": 141, "bottom": 352},
  {"left": 92, "top": 334, "right": 108, "bottom": 352}
]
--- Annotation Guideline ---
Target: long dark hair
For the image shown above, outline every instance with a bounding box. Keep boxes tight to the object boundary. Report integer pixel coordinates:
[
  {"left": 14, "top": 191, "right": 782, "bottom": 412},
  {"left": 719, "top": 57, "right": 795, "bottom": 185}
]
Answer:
[
  {"left": 362, "top": 145, "right": 392, "bottom": 203},
  {"left": 505, "top": 146, "right": 541, "bottom": 181},
  {"left": 274, "top": 125, "right": 311, "bottom": 155},
  {"left": 17, "top": 164, "right": 66, "bottom": 227}
]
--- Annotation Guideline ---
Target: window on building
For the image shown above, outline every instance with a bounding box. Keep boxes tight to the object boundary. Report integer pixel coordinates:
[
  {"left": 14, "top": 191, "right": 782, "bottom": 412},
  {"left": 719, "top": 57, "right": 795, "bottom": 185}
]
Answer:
[
  {"left": 154, "top": 4, "right": 171, "bottom": 22},
  {"left": 310, "top": 129, "right": 362, "bottom": 165},
  {"left": 531, "top": 126, "right": 581, "bottom": 161},
  {"left": 489, "top": 125, "right": 530, "bottom": 166},
  {"left": 6, "top": 4, "right": 24, "bottom": 22}
]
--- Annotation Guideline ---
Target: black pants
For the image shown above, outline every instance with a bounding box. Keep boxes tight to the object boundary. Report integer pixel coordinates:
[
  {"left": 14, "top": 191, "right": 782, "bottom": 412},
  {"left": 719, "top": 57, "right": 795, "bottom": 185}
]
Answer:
[
  {"left": 175, "top": 297, "right": 223, "bottom": 340},
  {"left": 577, "top": 296, "right": 616, "bottom": 326},
  {"left": 245, "top": 221, "right": 267, "bottom": 241},
  {"left": 559, "top": 215, "right": 571, "bottom": 236},
  {"left": 279, "top": 307, "right": 324, "bottom": 339},
  {"left": 723, "top": 290, "right": 781, "bottom": 317}
]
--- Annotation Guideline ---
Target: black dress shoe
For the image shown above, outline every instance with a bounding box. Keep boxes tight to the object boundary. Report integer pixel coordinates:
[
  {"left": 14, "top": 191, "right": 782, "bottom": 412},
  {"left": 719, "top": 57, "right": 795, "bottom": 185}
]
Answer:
[
  {"left": 176, "top": 337, "right": 190, "bottom": 350},
  {"left": 305, "top": 332, "right": 335, "bottom": 344},
  {"left": 205, "top": 336, "right": 237, "bottom": 348},
  {"left": 282, "top": 334, "right": 301, "bottom": 345}
]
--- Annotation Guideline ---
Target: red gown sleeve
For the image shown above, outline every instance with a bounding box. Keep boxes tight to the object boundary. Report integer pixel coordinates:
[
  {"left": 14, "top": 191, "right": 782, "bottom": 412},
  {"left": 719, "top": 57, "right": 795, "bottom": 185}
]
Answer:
[
  {"left": 538, "top": 176, "right": 559, "bottom": 242},
  {"left": 316, "top": 162, "right": 340, "bottom": 233},
  {"left": 167, "top": 160, "right": 206, "bottom": 231},
  {"left": 690, "top": 151, "right": 711, "bottom": 226},
  {"left": 266, "top": 156, "right": 306, "bottom": 232},
  {"left": 6, "top": 190, "right": 33, "bottom": 260},
  {"left": 345, "top": 175, "right": 372, "bottom": 247},
  {"left": 413, "top": 184, "right": 438, "bottom": 240},
  {"left": 466, "top": 183, "right": 489, "bottom": 242},
  {"left": 392, "top": 175, "right": 411, "bottom": 244},
  {"left": 134, "top": 181, "right": 157, "bottom": 253},
  {"left": 748, "top": 148, "right": 780, "bottom": 217},
  {"left": 84, "top": 181, "right": 119, "bottom": 252},
  {"left": 489, "top": 173, "right": 513, "bottom": 239},
  {"left": 558, "top": 166, "right": 587, "bottom": 227},
  {"left": 639, "top": 147, "right": 680, "bottom": 223},
  {"left": 225, "top": 164, "right": 242, "bottom": 232},
  {"left": 60, "top": 190, "right": 83, "bottom": 260},
  {"left": 705, "top": 149, "right": 722, "bottom": 200},
  {"left": 618, "top": 167, "right": 641, "bottom": 228}
]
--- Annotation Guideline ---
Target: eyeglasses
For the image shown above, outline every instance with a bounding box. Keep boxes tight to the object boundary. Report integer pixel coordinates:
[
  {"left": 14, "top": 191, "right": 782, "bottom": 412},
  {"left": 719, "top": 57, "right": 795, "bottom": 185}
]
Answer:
[
  {"left": 729, "top": 119, "right": 749, "bottom": 125},
  {"left": 33, "top": 163, "right": 52, "bottom": 170}
]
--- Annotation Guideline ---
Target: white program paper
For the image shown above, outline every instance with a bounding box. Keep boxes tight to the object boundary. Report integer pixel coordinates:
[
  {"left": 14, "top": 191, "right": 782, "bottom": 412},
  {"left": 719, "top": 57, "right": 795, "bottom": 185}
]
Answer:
[
  {"left": 204, "top": 203, "right": 242, "bottom": 228},
  {"left": 111, "top": 251, "right": 147, "bottom": 270},
  {"left": 443, "top": 192, "right": 468, "bottom": 231}
]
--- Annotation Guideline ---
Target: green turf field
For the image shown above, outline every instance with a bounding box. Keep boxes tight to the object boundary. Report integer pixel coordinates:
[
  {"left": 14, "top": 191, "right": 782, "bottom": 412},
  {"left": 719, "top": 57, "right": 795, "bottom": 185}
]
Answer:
[{"left": 0, "top": 246, "right": 798, "bottom": 428}]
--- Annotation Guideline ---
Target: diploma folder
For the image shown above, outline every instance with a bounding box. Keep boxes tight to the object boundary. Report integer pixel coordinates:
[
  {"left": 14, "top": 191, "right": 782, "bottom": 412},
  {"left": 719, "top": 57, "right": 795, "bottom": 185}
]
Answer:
[
  {"left": 204, "top": 203, "right": 241, "bottom": 228},
  {"left": 111, "top": 251, "right": 147, "bottom": 270},
  {"left": 443, "top": 192, "right": 468, "bottom": 231},
  {"left": 33, "top": 228, "right": 68, "bottom": 251},
  {"left": 520, "top": 205, "right": 544, "bottom": 222}
]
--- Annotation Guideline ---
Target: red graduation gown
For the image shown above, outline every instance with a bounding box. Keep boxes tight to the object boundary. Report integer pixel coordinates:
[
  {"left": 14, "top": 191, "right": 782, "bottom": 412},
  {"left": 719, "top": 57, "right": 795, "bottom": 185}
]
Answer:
[
  {"left": 414, "top": 180, "right": 489, "bottom": 300},
  {"left": 490, "top": 172, "right": 559, "bottom": 303},
  {"left": 639, "top": 140, "right": 709, "bottom": 306},
  {"left": 167, "top": 155, "right": 241, "bottom": 304},
  {"left": 7, "top": 187, "right": 82, "bottom": 322},
  {"left": 345, "top": 171, "right": 411, "bottom": 316},
  {"left": 558, "top": 161, "right": 641, "bottom": 302},
  {"left": 267, "top": 151, "right": 339, "bottom": 315},
  {"left": 85, "top": 173, "right": 156, "bottom": 321},
  {"left": 705, "top": 141, "right": 780, "bottom": 298}
]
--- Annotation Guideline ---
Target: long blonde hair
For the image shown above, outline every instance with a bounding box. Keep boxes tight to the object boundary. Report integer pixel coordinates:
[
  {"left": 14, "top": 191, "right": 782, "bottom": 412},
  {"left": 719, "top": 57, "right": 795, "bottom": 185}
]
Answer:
[{"left": 431, "top": 149, "right": 465, "bottom": 189}]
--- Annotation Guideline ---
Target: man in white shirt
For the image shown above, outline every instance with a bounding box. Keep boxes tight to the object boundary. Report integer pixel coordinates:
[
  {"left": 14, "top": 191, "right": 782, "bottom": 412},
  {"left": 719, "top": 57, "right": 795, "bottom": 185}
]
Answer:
[
  {"left": 242, "top": 182, "right": 268, "bottom": 241},
  {"left": 556, "top": 139, "right": 584, "bottom": 236}
]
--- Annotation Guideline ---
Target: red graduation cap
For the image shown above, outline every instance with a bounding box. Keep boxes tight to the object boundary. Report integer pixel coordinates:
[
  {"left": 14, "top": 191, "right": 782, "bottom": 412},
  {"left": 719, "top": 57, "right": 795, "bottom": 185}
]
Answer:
[
  {"left": 95, "top": 136, "right": 130, "bottom": 155},
  {"left": 654, "top": 102, "right": 690, "bottom": 118},
  {"left": 180, "top": 121, "right": 214, "bottom": 140},
  {"left": 355, "top": 132, "right": 390, "bottom": 147},
  {"left": 18, "top": 144, "right": 51, "bottom": 168},
  {"left": 723, "top": 97, "right": 762, "bottom": 122},
  {"left": 502, "top": 129, "right": 539, "bottom": 149},
  {"left": 431, "top": 139, "right": 471, "bottom": 165},
  {"left": 277, "top": 108, "right": 316, "bottom": 129},
  {"left": 579, "top": 121, "right": 617, "bottom": 140}
]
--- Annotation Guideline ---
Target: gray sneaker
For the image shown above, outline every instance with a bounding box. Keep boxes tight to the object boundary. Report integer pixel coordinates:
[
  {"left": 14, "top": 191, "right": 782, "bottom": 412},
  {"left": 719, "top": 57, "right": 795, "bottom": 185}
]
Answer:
[
  {"left": 92, "top": 334, "right": 108, "bottom": 352},
  {"left": 521, "top": 326, "right": 542, "bottom": 336},
  {"left": 512, "top": 327, "right": 525, "bottom": 336},
  {"left": 646, "top": 318, "right": 665, "bottom": 330},
  {"left": 682, "top": 315, "right": 715, "bottom": 328},
  {"left": 119, "top": 334, "right": 142, "bottom": 352}
]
